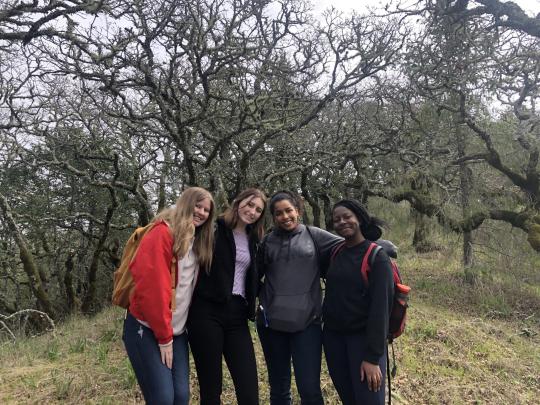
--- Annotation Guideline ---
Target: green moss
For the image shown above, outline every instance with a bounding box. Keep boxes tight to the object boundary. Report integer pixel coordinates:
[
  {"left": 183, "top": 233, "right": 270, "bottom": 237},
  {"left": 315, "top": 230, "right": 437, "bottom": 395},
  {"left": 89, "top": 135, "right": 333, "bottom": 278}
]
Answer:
[{"left": 527, "top": 224, "right": 540, "bottom": 252}]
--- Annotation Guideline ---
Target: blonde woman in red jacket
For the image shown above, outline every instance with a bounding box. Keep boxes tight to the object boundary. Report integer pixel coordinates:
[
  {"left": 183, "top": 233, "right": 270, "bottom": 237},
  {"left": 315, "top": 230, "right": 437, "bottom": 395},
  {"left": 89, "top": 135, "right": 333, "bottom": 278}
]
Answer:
[{"left": 123, "top": 187, "right": 215, "bottom": 405}]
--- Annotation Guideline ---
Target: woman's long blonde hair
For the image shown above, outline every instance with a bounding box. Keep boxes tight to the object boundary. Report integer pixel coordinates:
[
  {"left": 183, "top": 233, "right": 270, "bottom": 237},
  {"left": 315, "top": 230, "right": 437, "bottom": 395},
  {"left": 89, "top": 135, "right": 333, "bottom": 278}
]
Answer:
[{"left": 154, "top": 187, "right": 215, "bottom": 270}]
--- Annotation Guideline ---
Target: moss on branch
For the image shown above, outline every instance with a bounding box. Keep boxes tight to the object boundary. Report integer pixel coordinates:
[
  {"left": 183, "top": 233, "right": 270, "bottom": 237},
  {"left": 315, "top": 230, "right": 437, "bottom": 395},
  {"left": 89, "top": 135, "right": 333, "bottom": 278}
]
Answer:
[{"left": 369, "top": 189, "right": 539, "bottom": 252}]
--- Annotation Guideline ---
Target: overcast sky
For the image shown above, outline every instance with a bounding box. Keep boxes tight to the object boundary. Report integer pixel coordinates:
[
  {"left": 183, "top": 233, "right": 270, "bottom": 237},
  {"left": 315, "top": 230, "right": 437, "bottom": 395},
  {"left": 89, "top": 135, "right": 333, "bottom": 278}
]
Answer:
[{"left": 312, "top": 0, "right": 540, "bottom": 15}]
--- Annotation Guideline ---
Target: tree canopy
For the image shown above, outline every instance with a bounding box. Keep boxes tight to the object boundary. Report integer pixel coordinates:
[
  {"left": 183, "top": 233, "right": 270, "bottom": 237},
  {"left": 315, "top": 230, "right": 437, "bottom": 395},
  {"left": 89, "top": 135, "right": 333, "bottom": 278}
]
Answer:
[{"left": 1, "top": 0, "right": 539, "bottom": 318}]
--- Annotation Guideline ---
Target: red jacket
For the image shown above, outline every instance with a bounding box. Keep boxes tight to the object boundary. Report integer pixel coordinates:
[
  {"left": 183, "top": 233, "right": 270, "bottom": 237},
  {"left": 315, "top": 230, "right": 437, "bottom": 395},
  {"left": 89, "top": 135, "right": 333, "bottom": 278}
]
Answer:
[{"left": 128, "top": 221, "right": 176, "bottom": 345}]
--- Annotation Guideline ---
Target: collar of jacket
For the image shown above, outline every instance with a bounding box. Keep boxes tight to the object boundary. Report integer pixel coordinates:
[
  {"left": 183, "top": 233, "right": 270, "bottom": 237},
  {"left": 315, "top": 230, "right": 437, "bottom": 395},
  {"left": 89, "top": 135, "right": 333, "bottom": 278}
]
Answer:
[{"left": 217, "top": 216, "right": 255, "bottom": 234}]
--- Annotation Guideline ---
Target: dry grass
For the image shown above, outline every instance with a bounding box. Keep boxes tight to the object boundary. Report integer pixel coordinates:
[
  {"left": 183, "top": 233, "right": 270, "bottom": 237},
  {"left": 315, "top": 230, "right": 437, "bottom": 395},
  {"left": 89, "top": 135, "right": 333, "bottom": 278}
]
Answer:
[
  {"left": 1, "top": 279, "right": 538, "bottom": 404},
  {"left": 0, "top": 307, "right": 340, "bottom": 404}
]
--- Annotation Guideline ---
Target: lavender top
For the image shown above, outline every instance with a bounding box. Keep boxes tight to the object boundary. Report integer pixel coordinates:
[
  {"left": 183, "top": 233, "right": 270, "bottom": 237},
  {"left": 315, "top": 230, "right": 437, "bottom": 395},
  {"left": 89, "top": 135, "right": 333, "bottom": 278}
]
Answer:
[{"left": 232, "top": 230, "right": 250, "bottom": 297}]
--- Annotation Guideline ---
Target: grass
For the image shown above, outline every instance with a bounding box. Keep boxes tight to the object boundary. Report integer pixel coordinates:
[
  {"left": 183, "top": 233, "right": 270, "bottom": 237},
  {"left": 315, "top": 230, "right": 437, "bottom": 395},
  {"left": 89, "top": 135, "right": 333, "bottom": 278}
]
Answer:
[
  {"left": 1, "top": 200, "right": 539, "bottom": 404},
  {"left": 1, "top": 302, "right": 537, "bottom": 404}
]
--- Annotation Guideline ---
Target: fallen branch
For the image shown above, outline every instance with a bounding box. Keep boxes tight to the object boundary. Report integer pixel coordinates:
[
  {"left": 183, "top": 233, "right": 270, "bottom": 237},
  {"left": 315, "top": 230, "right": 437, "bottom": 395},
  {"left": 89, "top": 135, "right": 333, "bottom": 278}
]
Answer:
[{"left": 0, "top": 309, "right": 56, "bottom": 341}]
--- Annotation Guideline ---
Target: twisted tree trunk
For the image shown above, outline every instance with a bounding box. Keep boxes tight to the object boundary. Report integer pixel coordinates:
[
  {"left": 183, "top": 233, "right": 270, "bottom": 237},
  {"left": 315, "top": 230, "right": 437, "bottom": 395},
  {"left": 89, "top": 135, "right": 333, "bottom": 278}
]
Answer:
[{"left": 0, "top": 193, "right": 53, "bottom": 315}]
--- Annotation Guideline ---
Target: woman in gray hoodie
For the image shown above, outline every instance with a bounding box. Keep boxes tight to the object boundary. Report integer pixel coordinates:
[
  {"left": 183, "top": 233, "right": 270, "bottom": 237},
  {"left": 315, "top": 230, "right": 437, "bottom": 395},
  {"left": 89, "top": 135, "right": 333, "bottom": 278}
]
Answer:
[{"left": 257, "top": 190, "right": 342, "bottom": 405}]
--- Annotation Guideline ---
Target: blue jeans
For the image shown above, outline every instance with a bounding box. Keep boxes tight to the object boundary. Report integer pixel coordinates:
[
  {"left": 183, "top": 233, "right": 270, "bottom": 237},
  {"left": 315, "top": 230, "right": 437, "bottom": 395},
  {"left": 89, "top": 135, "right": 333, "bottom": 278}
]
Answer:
[
  {"left": 323, "top": 328, "right": 386, "bottom": 405},
  {"left": 257, "top": 321, "right": 324, "bottom": 405},
  {"left": 123, "top": 313, "right": 189, "bottom": 405}
]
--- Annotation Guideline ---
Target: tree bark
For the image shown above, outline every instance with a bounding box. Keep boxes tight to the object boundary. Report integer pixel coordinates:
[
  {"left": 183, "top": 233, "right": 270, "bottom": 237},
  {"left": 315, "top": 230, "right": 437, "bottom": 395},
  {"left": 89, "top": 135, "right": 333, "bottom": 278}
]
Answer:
[
  {"left": 158, "top": 146, "right": 171, "bottom": 214},
  {"left": 412, "top": 209, "right": 434, "bottom": 253},
  {"left": 81, "top": 188, "right": 118, "bottom": 313},
  {"left": 457, "top": 122, "right": 474, "bottom": 267},
  {"left": 64, "top": 251, "right": 79, "bottom": 313},
  {"left": 319, "top": 193, "right": 333, "bottom": 231},
  {"left": 0, "top": 193, "right": 54, "bottom": 315},
  {"left": 301, "top": 172, "right": 321, "bottom": 228}
]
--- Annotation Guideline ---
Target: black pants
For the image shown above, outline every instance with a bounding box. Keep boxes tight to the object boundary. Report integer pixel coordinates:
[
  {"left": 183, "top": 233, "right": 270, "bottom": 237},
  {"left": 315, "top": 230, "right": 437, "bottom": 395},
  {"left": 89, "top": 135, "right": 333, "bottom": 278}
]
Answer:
[
  {"left": 187, "top": 295, "right": 259, "bottom": 405},
  {"left": 323, "top": 327, "right": 387, "bottom": 405}
]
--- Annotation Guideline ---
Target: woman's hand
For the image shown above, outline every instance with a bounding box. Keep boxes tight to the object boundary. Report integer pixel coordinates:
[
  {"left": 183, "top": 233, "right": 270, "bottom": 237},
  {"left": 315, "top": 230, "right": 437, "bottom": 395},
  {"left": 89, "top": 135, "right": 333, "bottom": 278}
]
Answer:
[
  {"left": 360, "top": 360, "right": 382, "bottom": 392},
  {"left": 159, "top": 343, "right": 173, "bottom": 369}
]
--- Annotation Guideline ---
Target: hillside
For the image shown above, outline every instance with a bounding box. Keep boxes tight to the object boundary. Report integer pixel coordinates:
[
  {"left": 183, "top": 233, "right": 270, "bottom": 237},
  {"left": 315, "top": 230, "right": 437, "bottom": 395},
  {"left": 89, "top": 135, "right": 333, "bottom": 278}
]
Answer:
[{"left": 1, "top": 204, "right": 539, "bottom": 404}]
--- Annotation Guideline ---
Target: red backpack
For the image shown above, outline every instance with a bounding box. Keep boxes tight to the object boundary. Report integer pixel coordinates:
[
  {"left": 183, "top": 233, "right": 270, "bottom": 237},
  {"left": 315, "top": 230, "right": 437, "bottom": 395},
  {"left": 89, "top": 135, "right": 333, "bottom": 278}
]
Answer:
[{"left": 331, "top": 241, "right": 410, "bottom": 341}]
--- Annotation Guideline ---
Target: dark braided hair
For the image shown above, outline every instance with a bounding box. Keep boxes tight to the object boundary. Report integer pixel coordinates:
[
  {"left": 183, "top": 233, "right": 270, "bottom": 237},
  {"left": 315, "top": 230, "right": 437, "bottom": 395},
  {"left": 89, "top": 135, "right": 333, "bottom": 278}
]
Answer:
[{"left": 332, "top": 199, "right": 385, "bottom": 241}]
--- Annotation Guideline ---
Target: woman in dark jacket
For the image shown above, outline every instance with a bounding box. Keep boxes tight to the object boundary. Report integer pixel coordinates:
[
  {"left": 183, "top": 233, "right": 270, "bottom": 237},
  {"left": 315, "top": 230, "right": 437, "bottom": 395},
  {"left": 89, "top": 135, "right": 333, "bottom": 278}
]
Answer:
[
  {"left": 322, "top": 199, "right": 394, "bottom": 405},
  {"left": 187, "top": 188, "right": 267, "bottom": 405},
  {"left": 257, "top": 190, "right": 342, "bottom": 405}
]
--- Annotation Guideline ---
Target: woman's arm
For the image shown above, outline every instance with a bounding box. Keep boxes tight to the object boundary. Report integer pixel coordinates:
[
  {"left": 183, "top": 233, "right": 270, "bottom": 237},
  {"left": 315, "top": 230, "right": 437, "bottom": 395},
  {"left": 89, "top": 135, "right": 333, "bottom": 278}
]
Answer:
[
  {"left": 130, "top": 223, "right": 175, "bottom": 345},
  {"left": 364, "top": 249, "right": 394, "bottom": 364},
  {"left": 255, "top": 234, "right": 268, "bottom": 288},
  {"left": 308, "top": 226, "right": 343, "bottom": 277}
]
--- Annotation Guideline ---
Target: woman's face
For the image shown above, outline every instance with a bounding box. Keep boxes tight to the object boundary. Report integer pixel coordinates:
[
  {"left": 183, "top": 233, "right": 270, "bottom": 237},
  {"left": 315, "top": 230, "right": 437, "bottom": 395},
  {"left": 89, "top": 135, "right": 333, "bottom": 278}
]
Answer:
[
  {"left": 332, "top": 206, "right": 361, "bottom": 239},
  {"left": 193, "top": 197, "right": 212, "bottom": 227},
  {"left": 272, "top": 199, "right": 300, "bottom": 232},
  {"left": 237, "top": 196, "right": 265, "bottom": 226}
]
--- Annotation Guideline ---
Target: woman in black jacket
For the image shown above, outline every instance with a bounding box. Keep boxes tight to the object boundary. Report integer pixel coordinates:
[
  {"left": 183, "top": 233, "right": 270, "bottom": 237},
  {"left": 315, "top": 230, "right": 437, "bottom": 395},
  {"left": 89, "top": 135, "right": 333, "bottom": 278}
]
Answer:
[
  {"left": 322, "top": 199, "right": 394, "bottom": 405},
  {"left": 187, "top": 188, "right": 267, "bottom": 405}
]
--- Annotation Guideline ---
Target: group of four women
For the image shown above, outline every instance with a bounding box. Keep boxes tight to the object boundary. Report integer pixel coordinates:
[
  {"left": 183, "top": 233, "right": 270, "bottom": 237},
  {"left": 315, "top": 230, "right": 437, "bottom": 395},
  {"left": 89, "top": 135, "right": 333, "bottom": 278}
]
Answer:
[{"left": 122, "top": 187, "right": 395, "bottom": 405}]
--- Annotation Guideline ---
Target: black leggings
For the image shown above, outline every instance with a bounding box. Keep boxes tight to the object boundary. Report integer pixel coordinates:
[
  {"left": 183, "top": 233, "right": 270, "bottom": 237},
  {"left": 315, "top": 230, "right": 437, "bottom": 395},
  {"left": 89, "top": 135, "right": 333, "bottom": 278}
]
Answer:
[
  {"left": 323, "top": 327, "right": 387, "bottom": 405},
  {"left": 187, "top": 295, "right": 259, "bottom": 405}
]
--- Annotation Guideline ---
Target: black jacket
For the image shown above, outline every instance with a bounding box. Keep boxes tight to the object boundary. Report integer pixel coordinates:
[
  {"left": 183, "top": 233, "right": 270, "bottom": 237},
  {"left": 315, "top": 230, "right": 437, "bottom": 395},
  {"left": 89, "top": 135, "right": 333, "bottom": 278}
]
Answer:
[
  {"left": 322, "top": 240, "right": 394, "bottom": 363},
  {"left": 192, "top": 218, "right": 259, "bottom": 320}
]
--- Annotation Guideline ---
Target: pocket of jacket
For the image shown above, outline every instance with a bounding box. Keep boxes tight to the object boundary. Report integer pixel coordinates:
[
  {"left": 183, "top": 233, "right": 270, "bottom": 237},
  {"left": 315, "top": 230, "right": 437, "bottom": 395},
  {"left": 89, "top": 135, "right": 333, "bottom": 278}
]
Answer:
[{"left": 266, "top": 292, "right": 315, "bottom": 333}]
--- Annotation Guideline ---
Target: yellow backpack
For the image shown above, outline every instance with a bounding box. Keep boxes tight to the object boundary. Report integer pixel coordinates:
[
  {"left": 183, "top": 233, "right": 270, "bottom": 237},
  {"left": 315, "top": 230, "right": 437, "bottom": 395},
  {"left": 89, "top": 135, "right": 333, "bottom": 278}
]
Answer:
[{"left": 112, "top": 222, "right": 177, "bottom": 309}]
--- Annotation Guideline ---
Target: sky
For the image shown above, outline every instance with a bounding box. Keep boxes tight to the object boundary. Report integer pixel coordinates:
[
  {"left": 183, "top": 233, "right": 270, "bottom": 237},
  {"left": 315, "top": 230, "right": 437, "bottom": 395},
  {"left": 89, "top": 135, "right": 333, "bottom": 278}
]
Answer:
[{"left": 312, "top": 0, "right": 540, "bottom": 15}]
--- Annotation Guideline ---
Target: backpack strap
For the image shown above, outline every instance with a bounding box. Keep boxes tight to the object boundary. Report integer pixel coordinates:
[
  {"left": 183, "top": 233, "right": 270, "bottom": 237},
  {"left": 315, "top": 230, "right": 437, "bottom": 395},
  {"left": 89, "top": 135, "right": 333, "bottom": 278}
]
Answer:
[
  {"left": 129, "top": 222, "right": 158, "bottom": 265},
  {"left": 391, "top": 261, "right": 402, "bottom": 284},
  {"left": 387, "top": 345, "right": 392, "bottom": 405},
  {"left": 360, "top": 242, "right": 382, "bottom": 286}
]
